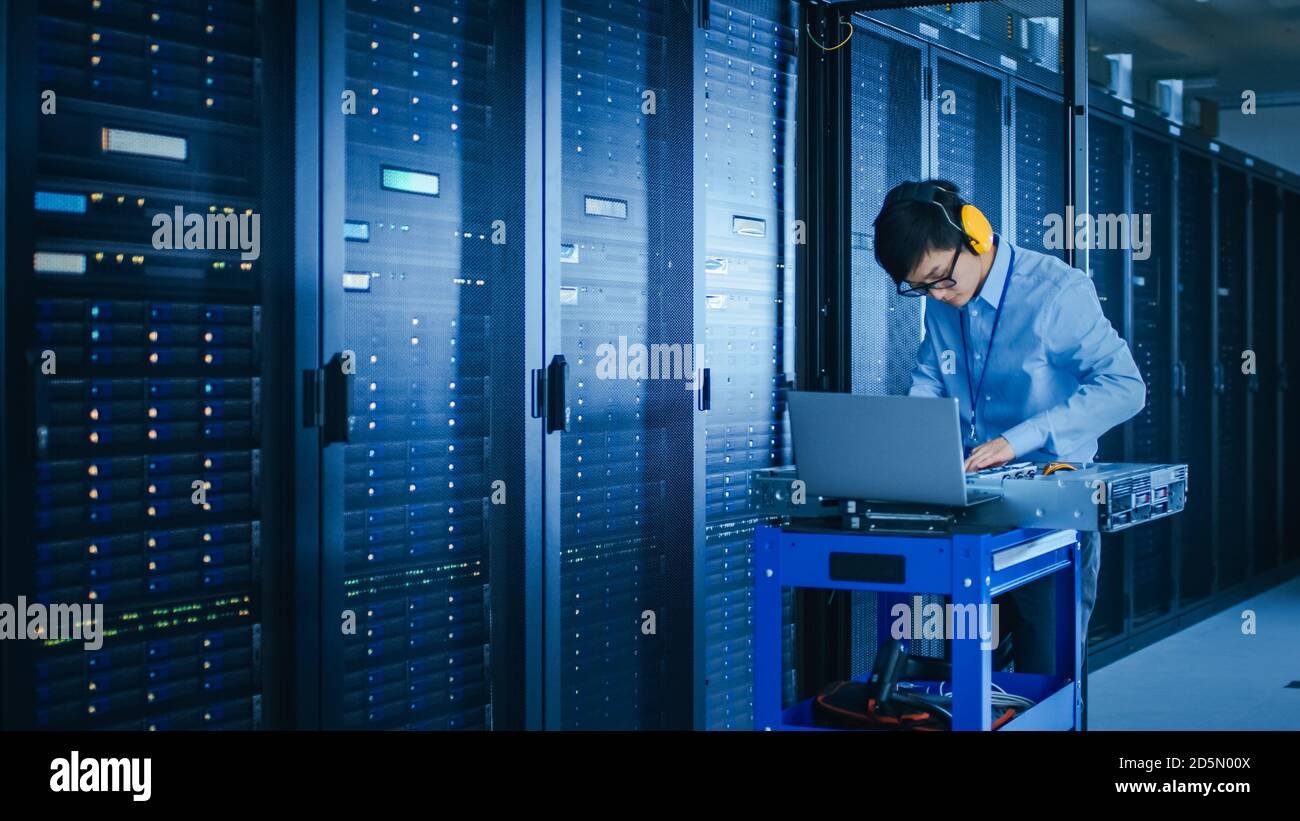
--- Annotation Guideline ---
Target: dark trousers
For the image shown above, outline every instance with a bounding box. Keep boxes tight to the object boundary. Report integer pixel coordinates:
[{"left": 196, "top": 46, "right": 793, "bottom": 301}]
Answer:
[{"left": 998, "top": 530, "right": 1100, "bottom": 675}]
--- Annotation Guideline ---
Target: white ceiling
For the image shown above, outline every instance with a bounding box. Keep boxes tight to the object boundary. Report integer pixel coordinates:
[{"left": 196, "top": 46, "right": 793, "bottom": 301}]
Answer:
[{"left": 1087, "top": 0, "right": 1300, "bottom": 106}]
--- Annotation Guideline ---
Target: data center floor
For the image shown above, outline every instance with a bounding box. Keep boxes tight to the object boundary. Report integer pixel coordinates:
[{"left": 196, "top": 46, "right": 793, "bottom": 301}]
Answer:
[{"left": 1090, "top": 575, "right": 1300, "bottom": 730}]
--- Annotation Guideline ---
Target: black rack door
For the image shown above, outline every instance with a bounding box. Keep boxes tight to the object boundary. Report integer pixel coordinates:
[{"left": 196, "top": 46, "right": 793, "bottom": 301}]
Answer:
[
  {"left": 1284, "top": 191, "right": 1300, "bottom": 563},
  {"left": 1250, "top": 179, "right": 1280, "bottom": 575},
  {"left": 543, "top": 0, "right": 697, "bottom": 730},
  {"left": 1175, "top": 149, "right": 1215, "bottom": 604},
  {"left": 317, "top": 0, "right": 533, "bottom": 730},
  {"left": 1128, "top": 132, "right": 1175, "bottom": 625},
  {"left": 1087, "top": 115, "right": 1127, "bottom": 463},
  {"left": 1214, "top": 165, "right": 1249, "bottom": 590},
  {"left": 1083, "top": 114, "right": 1127, "bottom": 645}
]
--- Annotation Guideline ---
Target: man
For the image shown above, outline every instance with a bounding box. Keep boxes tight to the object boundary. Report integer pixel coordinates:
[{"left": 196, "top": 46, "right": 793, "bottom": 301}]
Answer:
[{"left": 873, "top": 179, "right": 1146, "bottom": 674}]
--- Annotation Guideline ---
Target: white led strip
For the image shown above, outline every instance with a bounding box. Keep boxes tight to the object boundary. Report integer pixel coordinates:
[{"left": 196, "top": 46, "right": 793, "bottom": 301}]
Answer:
[
  {"left": 101, "top": 127, "right": 188, "bottom": 161},
  {"left": 34, "top": 252, "right": 87, "bottom": 275},
  {"left": 342, "top": 272, "right": 372, "bottom": 292}
]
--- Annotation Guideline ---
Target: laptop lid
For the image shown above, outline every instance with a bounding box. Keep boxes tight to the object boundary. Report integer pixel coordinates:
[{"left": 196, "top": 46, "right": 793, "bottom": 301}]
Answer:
[{"left": 787, "top": 392, "right": 970, "bottom": 506}]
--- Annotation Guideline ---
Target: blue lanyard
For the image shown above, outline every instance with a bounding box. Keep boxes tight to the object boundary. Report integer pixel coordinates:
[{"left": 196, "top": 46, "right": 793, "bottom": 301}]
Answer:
[{"left": 959, "top": 244, "right": 1015, "bottom": 443}]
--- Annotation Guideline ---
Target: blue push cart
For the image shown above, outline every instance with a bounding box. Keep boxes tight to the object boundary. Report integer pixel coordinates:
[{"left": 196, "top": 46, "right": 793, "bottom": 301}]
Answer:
[{"left": 753, "top": 525, "right": 1082, "bottom": 731}]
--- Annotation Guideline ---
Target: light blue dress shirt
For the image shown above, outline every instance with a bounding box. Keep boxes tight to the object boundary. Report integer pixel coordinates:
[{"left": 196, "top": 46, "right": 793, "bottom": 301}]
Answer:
[{"left": 908, "top": 235, "right": 1146, "bottom": 463}]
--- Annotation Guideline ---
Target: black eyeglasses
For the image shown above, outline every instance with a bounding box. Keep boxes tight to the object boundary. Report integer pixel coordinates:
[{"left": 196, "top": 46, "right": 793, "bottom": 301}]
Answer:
[{"left": 897, "top": 247, "right": 961, "bottom": 297}]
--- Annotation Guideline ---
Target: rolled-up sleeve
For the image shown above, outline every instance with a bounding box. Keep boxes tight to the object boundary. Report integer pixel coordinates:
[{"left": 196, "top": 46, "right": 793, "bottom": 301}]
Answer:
[{"left": 1001, "top": 277, "right": 1145, "bottom": 458}]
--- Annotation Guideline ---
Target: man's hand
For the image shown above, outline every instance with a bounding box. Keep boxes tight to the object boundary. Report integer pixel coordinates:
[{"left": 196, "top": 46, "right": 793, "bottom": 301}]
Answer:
[{"left": 964, "top": 436, "right": 1015, "bottom": 473}]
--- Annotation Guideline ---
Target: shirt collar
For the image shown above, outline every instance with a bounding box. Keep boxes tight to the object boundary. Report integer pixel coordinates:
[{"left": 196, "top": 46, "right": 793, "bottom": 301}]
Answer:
[{"left": 973, "top": 234, "right": 1011, "bottom": 310}]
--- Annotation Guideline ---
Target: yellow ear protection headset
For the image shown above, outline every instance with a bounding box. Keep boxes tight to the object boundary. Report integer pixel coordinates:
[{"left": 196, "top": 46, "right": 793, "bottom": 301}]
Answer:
[{"left": 882, "top": 182, "right": 995, "bottom": 255}]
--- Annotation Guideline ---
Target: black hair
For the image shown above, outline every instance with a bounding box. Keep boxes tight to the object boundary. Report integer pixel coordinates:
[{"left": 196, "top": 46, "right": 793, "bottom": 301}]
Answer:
[{"left": 872, "top": 179, "right": 970, "bottom": 285}]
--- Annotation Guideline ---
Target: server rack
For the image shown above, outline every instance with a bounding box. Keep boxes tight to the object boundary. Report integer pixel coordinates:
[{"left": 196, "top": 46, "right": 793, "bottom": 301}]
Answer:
[
  {"left": 1083, "top": 105, "right": 1182, "bottom": 645},
  {"left": 1284, "top": 190, "right": 1300, "bottom": 564},
  {"left": 1174, "top": 146, "right": 1215, "bottom": 606},
  {"left": 311, "top": 0, "right": 534, "bottom": 731},
  {"left": 1214, "top": 163, "right": 1250, "bottom": 590},
  {"left": 2, "top": 0, "right": 293, "bottom": 729},
  {"left": 697, "top": 0, "right": 800, "bottom": 730},
  {"left": 1081, "top": 88, "right": 1300, "bottom": 666},
  {"left": 830, "top": 3, "right": 1300, "bottom": 677},
  {"left": 3, "top": 0, "right": 1296, "bottom": 732},
  {"left": 1085, "top": 114, "right": 1126, "bottom": 458},
  {"left": 539, "top": 0, "right": 697, "bottom": 730},
  {"left": 1083, "top": 112, "right": 1126, "bottom": 644},
  {"left": 3, "top": 0, "right": 807, "bottom": 732},
  {"left": 1250, "top": 179, "right": 1280, "bottom": 576},
  {"left": 1127, "top": 131, "right": 1174, "bottom": 626}
]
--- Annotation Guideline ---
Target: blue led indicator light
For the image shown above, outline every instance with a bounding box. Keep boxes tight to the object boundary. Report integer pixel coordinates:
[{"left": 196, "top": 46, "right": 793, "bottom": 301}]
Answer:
[{"left": 35, "top": 191, "right": 88, "bottom": 214}]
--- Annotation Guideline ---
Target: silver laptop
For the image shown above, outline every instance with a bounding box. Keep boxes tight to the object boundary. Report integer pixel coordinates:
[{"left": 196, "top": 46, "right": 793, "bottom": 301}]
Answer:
[{"left": 787, "top": 392, "right": 1001, "bottom": 507}]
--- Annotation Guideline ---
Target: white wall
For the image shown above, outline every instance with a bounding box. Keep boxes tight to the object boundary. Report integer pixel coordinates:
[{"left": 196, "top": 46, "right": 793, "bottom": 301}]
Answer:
[{"left": 1217, "top": 104, "right": 1300, "bottom": 176}]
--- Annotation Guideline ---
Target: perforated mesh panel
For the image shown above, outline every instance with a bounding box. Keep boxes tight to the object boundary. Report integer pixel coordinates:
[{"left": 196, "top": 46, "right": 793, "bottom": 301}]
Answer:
[
  {"left": 699, "top": 0, "right": 800, "bottom": 730},
  {"left": 933, "top": 57, "right": 1005, "bottom": 233},
  {"left": 1014, "top": 85, "right": 1065, "bottom": 258},
  {"left": 336, "top": 0, "right": 528, "bottom": 729},
  {"left": 556, "top": 0, "right": 696, "bottom": 729},
  {"left": 849, "top": 22, "right": 925, "bottom": 398}
]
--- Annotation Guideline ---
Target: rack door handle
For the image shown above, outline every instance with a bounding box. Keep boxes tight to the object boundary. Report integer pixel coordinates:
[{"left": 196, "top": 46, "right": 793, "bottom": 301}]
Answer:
[
  {"left": 323, "top": 351, "right": 353, "bottom": 445},
  {"left": 545, "top": 354, "right": 569, "bottom": 434}
]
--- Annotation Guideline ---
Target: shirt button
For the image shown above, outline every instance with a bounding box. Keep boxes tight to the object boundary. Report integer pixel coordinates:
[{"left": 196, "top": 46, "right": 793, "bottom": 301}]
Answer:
[
  {"left": 985, "top": 396, "right": 992, "bottom": 401},
  {"left": 975, "top": 353, "right": 982, "bottom": 359}
]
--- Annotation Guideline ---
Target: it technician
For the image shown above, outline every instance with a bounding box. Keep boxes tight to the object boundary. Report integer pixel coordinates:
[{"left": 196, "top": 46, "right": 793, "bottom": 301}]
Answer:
[{"left": 872, "top": 179, "right": 1146, "bottom": 675}]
